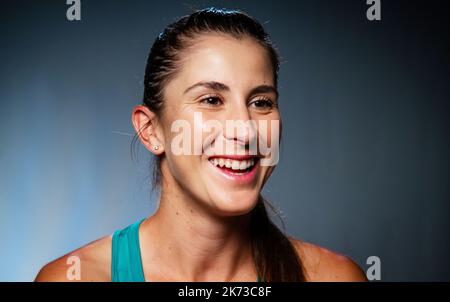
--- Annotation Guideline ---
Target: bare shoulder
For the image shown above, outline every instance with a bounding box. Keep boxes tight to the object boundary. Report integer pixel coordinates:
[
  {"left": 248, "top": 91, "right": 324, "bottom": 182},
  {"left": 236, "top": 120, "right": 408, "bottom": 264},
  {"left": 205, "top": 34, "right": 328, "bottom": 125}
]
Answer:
[
  {"left": 34, "top": 235, "right": 112, "bottom": 282},
  {"left": 289, "top": 237, "right": 367, "bottom": 282}
]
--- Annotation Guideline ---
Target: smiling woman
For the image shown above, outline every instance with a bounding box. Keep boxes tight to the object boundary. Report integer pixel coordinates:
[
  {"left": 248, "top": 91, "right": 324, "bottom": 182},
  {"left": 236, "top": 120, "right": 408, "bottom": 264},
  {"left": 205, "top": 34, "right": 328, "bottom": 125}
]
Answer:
[{"left": 34, "top": 7, "right": 367, "bottom": 282}]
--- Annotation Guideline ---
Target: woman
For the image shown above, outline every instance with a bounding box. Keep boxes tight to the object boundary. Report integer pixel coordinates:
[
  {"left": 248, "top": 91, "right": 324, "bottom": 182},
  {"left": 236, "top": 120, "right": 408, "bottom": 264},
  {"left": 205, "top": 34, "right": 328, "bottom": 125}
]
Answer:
[{"left": 35, "top": 7, "right": 367, "bottom": 282}]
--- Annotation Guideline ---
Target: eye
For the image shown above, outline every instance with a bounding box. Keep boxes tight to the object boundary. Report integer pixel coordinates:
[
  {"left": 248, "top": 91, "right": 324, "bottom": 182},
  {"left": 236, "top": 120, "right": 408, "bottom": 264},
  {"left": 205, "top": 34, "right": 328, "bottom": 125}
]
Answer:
[
  {"left": 200, "top": 96, "right": 223, "bottom": 107},
  {"left": 250, "top": 97, "right": 276, "bottom": 110}
]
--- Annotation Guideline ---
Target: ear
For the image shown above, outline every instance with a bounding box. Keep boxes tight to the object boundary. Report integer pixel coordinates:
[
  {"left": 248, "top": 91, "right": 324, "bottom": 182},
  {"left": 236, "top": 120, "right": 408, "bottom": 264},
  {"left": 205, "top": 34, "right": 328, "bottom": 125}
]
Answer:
[{"left": 131, "top": 105, "right": 165, "bottom": 155}]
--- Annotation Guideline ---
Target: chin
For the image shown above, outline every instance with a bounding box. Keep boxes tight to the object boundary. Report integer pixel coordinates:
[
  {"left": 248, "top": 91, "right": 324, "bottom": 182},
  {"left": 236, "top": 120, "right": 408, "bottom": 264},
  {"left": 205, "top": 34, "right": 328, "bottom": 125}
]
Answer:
[{"left": 209, "top": 191, "right": 260, "bottom": 217}]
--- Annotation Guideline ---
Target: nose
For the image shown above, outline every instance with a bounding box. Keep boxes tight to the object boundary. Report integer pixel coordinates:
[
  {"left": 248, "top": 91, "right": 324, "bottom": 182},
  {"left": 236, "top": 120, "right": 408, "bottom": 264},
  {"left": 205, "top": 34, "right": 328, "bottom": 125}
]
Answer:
[{"left": 222, "top": 102, "right": 257, "bottom": 149}]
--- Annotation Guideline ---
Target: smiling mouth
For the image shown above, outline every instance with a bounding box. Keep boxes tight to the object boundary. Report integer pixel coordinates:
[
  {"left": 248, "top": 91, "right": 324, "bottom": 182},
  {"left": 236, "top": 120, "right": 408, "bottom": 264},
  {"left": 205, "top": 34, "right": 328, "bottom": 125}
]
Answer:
[{"left": 208, "top": 155, "right": 260, "bottom": 176}]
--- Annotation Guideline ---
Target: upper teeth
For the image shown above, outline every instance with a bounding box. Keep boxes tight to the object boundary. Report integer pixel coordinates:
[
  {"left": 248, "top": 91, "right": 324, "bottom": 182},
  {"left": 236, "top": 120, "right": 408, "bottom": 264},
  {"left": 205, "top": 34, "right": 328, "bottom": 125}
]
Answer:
[{"left": 209, "top": 158, "right": 255, "bottom": 170}]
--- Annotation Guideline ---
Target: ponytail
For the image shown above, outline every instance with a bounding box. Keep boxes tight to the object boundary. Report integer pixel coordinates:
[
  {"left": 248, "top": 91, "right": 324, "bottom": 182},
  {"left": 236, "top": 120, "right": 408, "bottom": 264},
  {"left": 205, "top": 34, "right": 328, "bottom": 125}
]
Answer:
[{"left": 250, "top": 196, "right": 306, "bottom": 281}]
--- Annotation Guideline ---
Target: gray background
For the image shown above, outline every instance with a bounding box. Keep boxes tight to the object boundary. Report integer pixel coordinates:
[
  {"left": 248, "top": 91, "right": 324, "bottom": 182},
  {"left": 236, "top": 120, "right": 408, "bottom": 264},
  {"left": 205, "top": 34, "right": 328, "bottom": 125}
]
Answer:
[{"left": 1, "top": 0, "right": 449, "bottom": 281}]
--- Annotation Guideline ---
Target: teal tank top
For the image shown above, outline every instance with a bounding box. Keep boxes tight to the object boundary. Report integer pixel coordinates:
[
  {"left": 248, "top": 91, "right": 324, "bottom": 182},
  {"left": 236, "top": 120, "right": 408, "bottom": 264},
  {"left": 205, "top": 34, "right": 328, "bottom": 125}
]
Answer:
[{"left": 111, "top": 218, "right": 262, "bottom": 282}]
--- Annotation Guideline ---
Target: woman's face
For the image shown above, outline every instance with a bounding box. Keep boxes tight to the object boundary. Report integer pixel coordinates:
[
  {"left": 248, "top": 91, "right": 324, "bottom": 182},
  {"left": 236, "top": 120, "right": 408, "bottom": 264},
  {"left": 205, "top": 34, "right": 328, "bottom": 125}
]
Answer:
[{"left": 159, "top": 33, "right": 280, "bottom": 216}]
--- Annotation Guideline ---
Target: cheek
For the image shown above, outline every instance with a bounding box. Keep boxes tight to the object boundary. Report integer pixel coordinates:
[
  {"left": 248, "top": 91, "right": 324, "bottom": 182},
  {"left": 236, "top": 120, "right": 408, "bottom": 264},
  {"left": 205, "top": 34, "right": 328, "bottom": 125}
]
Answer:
[
  {"left": 256, "top": 117, "right": 281, "bottom": 147},
  {"left": 165, "top": 153, "right": 204, "bottom": 194},
  {"left": 163, "top": 124, "right": 200, "bottom": 183}
]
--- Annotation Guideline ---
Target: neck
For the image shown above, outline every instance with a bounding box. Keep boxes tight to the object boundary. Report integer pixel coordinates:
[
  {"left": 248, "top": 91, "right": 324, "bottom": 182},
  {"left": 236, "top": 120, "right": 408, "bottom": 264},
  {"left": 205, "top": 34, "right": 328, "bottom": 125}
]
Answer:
[{"left": 139, "top": 174, "right": 256, "bottom": 282}]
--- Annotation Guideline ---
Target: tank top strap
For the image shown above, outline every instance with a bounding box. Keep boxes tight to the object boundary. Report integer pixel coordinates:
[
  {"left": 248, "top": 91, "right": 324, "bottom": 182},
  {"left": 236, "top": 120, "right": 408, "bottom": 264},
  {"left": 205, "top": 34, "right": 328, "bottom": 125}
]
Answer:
[{"left": 111, "top": 218, "right": 146, "bottom": 282}]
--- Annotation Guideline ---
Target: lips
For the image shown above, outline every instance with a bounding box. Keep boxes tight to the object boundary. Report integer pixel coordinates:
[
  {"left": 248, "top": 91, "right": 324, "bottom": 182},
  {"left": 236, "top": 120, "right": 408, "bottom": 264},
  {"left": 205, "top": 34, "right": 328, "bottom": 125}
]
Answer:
[{"left": 207, "top": 155, "right": 260, "bottom": 184}]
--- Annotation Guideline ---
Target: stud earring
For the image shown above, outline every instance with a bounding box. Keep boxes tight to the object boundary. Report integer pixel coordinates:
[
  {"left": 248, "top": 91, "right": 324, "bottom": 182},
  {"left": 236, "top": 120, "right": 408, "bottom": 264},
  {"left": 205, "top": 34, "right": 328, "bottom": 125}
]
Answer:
[{"left": 153, "top": 145, "right": 159, "bottom": 150}]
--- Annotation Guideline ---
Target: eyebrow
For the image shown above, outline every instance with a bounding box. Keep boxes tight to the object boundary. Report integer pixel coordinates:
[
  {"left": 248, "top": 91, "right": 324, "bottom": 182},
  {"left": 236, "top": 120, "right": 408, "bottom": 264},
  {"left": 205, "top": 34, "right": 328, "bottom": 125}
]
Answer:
[{"left": 183, "top": 81, "right": 279, "bottom": 99}]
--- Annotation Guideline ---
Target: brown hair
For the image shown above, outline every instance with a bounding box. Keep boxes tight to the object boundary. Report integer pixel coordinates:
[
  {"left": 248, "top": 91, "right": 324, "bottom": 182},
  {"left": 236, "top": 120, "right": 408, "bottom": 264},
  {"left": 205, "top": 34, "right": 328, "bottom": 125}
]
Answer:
[{"left": 133, "top": 7, "right": 305, "bottom": 282}]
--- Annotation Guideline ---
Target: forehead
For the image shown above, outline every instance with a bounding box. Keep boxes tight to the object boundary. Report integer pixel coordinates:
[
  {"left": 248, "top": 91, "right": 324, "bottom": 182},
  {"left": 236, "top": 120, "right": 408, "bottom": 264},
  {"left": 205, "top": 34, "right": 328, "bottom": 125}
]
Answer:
[{"left": 168, "top": 34, "right": 275, "bottom": 94}]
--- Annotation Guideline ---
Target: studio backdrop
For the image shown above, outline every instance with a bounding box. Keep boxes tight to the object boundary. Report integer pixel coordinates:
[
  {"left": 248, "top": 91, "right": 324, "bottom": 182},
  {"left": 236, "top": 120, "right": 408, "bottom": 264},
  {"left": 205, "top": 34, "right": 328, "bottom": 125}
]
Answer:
[{"left": 0, "top": 0, "right": 449, "bottom": 281}]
